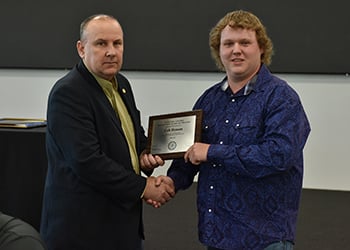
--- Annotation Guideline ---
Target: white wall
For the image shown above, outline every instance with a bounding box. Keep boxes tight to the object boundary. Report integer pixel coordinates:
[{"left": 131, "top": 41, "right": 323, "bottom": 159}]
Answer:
[{"left": 1, "top": 69, "right": 350, "bottom": 191}]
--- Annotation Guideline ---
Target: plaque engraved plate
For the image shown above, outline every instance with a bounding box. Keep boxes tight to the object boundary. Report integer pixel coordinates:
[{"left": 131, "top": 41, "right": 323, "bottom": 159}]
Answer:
[{"left": 147, "top": 110, "right": 202, "bottom": 159}]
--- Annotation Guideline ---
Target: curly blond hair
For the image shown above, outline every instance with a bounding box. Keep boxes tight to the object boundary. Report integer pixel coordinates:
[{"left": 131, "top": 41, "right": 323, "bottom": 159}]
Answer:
[{"left": 209, "top": 10, "right": 274, "bottom": 71}]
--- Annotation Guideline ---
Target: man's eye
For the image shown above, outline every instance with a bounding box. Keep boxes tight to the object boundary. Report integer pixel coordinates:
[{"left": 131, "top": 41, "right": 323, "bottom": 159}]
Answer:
[{"left": 96, "top": 41, "right": 106, "bottom": 46}]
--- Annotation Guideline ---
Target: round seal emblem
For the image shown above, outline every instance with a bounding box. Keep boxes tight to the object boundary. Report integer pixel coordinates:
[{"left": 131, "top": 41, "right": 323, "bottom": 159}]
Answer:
[{"left": 168, "top": 141, "right": 177, "bottom": 151}]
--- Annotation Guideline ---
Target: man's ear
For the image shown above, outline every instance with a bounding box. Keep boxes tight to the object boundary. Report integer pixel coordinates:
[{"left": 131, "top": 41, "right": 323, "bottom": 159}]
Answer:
[{"left": 76, "top": 40, "right": 84, "bottom": 59}]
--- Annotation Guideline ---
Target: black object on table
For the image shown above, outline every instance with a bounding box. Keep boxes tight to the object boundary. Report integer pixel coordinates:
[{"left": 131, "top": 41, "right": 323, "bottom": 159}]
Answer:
[{"left": 0, "top": 127, "right": 47, "bottom": 231}]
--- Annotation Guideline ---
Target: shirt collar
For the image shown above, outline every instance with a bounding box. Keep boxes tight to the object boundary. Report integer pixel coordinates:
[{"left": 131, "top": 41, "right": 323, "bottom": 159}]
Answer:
[
  {"left": 221, "top": 74, "right": 258, "bottom": 96},
  {"left": 91, "top": 71, "right": 118, "bottom": 92}
]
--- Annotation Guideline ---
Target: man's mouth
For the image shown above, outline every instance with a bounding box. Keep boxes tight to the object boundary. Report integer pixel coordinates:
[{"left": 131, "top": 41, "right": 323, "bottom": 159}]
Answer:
[
  {"left": 231, "top": 58, "right": 244, "bottom": 62},
  {"left": 104, "top": 61, "right": 118, "bottom": 65}
]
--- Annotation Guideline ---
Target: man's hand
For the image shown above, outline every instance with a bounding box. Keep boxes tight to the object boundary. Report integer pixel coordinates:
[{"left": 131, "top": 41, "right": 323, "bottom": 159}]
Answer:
[
  {"left": 140, "top": 152, "right": 165, "bottom": 172},
  {"left": 184, "top": 142, "right": 209, "bottom": 165}
]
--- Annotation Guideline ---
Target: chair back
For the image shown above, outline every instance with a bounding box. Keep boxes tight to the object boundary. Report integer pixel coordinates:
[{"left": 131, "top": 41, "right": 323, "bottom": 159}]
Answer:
[{"left": 0, "top": 212, "right": 46, "bottom": 250}]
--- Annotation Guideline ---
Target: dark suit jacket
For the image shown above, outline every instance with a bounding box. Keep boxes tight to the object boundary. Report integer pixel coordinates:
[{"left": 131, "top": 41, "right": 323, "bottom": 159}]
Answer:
[{"left": 40, "top": 61, "right": 149, "bottom": 250}]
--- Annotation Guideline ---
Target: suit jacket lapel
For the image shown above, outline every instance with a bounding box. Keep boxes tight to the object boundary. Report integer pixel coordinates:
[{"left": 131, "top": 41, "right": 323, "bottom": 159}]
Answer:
[{"left": 76, "top": 60, "right": 124, "bottom": 133}]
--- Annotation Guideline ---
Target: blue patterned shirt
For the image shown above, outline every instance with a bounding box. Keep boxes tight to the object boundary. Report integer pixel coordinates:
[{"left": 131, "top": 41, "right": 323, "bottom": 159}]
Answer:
[{"left": 167, "top": 64, "right": 311, "bottom": 250}]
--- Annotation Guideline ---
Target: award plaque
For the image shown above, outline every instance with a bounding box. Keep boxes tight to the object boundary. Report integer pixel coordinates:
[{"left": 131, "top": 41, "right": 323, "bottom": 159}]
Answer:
[{"left": 147, "top": 110, "right": 203, "bottom": 160}]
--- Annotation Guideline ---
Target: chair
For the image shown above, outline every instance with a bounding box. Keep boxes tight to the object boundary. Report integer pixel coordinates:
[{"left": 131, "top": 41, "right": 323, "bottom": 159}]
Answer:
[{"left": 0, "top": 212, "right": 46, "bottom": 250}]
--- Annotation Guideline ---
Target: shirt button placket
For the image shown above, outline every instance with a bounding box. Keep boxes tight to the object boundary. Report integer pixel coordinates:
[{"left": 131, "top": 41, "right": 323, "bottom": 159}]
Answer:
[
  {"left": 219, "top": 118, "right": 229, "bottom": 145},
  {"left": 208, "top": 185, "right": 214, "bottom": 214}
]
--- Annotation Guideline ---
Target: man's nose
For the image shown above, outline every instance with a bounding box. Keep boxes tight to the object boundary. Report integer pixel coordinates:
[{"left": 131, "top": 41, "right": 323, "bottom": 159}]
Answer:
[
  {"left": 105, "top": 45, "right": 116, "bottom": 57},
  {"left": 232, "top": 43, "right": 241, "bottom": 54}
]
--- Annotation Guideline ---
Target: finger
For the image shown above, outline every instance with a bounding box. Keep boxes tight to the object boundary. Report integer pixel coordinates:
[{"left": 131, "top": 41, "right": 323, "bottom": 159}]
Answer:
[
  {"left": 191, "top": 158, "right": 200, "bottom": 165},
  {"left": 161, "top": 190, "right": 172, "bottom": 202},
  {"left": 152, "top": 200, "right": 161, "bottom": 208},
  {"left": 154, "top": 155, "right": 165, "bottom": 166},
  {"left": 154, "top": 176, "right": 163, "bottom": 187},
  {"left": 141, "top": 154, "right": 150, "bottom": 168},
  {"left": 144, "top": 198, "right": 155, "bottom": 205},
  {"left": 158, "top": 197, "right": 167, "bottom": 204},
  {"left": 161, "top": 176, "right": 172, "bottom": 185},
  {"left": 147, "top": 154, "right": 158, "bottom": 166},
  {"left": 184, "top": 150, "right": 190, "bottom": 163},
  {"left": 165, "top": 184, "right": 175, "bottom": 197}
]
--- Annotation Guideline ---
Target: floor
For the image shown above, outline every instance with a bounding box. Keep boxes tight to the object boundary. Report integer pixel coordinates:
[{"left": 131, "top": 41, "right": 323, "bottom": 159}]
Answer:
[{"left": 143, "top": 184, "right": 350, "bottom": 250}]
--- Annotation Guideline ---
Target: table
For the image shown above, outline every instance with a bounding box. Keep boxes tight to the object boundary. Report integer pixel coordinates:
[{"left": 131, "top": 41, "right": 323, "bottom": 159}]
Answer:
[{"left": 0, "top": 127, "right": 47, "bottom": 231}]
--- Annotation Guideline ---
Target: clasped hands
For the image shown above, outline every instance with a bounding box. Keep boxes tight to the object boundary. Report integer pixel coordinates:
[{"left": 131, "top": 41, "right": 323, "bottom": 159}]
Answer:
[
  {"left": 140, "top": 142, "right": 209, "bottom": 208},
  {"left": 140, "top": 153, "right": 175, "bottom": 208},
  {"left": 143, "top": 175, "right": 175, "bottom": 208}
]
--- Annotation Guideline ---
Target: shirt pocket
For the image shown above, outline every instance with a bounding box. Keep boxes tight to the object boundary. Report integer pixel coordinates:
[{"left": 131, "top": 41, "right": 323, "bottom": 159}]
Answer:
[{"left": 232, "top": 120, "right": 263, "bottom": 145}]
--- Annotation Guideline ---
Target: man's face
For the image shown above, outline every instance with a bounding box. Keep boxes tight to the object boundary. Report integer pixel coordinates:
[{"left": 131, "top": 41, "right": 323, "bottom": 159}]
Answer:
[
  {"left": 77, "top": 18, "right": 123, "bottom": 81},
  {"left": 219, "top": 25, "right": 263, "bottom": 81}
]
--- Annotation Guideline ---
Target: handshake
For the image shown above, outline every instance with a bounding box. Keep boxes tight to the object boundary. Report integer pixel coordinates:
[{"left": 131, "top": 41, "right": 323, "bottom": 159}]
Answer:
[{"left": 143, "top": 175, "right": 175, "bottom": 208}]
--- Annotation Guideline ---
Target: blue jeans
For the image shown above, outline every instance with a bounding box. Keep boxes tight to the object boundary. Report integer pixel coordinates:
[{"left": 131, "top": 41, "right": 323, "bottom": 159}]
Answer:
[
  {"left": 207, "top": 241, "right": 293, "bottom": 250},
  {"left": 136, "top": 239, "right": 144, "bottom": 250},
  {"left": 264, "top": 241, "right": 293, "bottom": 250}
]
